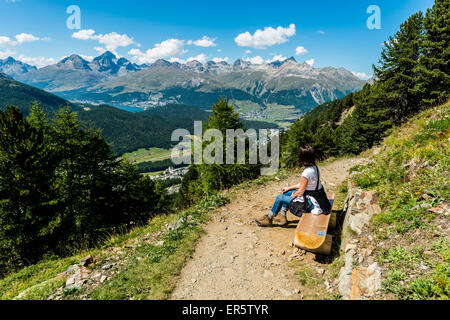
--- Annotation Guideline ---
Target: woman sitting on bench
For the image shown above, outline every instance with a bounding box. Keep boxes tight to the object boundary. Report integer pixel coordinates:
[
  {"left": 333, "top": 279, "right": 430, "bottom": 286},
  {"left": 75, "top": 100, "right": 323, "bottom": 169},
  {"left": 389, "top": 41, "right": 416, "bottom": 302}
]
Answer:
[{"left": 255, "top": 145, "right": 331, "bottom": 227}]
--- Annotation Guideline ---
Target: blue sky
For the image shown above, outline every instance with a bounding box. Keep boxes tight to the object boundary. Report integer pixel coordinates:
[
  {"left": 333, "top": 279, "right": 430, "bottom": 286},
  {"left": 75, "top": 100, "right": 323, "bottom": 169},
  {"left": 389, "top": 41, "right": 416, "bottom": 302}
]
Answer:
[{"left": 0, "top": 0, "right": 435, "bottom": 78}]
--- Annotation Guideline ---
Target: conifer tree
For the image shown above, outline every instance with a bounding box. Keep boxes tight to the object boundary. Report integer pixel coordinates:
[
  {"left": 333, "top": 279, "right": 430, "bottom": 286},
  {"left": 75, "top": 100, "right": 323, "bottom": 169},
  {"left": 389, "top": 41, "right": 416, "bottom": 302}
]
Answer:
[
  {"left": 373, "top": 12, "right": 424, "bottom": 122},
  {"left": 0, "top": 104, "right": 169, "bottom": 274},
  {"left": 0, "top": 106, "right": 58, "bottom": 273},
  {"left": 413, "top": 0, "right": 450, "bottom": 106},
  {"left": 178, "top": 98, "right": 260, "bottom": 205}
]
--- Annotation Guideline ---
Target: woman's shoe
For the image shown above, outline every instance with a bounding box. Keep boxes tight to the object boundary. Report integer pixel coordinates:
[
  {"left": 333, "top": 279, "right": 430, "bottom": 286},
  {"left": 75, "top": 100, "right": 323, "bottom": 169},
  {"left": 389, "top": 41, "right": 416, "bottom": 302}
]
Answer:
[
  {"left": 273, "top": 214, "right": 288, "bottom": 226},
  {"left": 255, "top": 215, "right": 273, "bottom": 227}
]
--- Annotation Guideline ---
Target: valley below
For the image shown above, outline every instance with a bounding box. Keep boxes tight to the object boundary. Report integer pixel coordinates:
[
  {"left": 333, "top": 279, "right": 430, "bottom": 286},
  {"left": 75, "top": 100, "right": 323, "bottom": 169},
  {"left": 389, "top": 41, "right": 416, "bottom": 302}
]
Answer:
[{"left": 1, "top": 52, "right": 365, "bottom": 129}]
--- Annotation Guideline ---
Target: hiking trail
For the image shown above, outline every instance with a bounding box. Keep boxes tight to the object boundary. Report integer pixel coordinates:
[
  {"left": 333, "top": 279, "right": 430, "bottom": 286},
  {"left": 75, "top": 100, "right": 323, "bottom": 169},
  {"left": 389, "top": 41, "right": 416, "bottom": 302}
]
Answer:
[{"left": 171, "top": 157, "right": 370, "bottom": 300}]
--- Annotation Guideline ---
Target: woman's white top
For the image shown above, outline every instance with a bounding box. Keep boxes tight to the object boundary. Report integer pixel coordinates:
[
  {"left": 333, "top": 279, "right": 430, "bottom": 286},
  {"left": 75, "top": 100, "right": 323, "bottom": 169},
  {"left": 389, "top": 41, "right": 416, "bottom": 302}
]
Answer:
[{"left": 302, "top": 166, "right": 323, "bottom": 191}]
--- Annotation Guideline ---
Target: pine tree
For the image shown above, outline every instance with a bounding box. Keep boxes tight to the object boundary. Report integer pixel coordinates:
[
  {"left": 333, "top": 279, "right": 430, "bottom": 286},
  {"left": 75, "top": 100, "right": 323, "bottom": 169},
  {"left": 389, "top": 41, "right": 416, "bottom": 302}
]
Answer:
[
  {"left": 178, "top": 98, "right": 260, "bottom": 205},
  {"left": 202, "top": 98, "right": 259, "bottom": 191},
  {"left": 0, "top": 104, "right": 169, "bottom": 274},
  {"left": 281, "top": 119, "right": 312, "bottom": 167},
  {"left": 0, "top": 106, "right": 59, "bottom": 274},
  {"left": 373, "top": 12, "right": 424, "bottom": 122},
  {"left": 413, "top": 0, "right": 450, "bottom": 106}
]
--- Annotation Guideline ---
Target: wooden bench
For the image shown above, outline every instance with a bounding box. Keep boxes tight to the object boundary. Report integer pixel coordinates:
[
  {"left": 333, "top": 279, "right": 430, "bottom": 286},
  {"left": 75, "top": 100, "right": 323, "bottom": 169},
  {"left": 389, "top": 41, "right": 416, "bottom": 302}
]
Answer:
[{"left": 294, "top": 193, "right": 335, "bottom": 255}]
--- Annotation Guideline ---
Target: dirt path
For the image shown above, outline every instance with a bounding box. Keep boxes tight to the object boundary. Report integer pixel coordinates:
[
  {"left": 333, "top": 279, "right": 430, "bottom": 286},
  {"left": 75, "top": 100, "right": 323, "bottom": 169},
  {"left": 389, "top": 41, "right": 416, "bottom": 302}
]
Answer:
[{"left": 171, "top": 158, "right": 369, "bottom": 300}]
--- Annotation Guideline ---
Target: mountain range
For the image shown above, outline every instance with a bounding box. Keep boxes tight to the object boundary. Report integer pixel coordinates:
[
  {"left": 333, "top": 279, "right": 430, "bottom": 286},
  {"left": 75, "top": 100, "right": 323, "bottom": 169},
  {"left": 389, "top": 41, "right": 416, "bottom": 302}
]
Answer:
[
  {"left": 1, "top": 52, "right": 366, "bottom": 121},
  {"left": 0, "top": 57, "right": 37, "bottom": 79},
  {"left": 0, "top": 72, "right": 277, "bottom": 154},
  {"left": 4, "top": 52, "right": 145, "bottom": 93}
]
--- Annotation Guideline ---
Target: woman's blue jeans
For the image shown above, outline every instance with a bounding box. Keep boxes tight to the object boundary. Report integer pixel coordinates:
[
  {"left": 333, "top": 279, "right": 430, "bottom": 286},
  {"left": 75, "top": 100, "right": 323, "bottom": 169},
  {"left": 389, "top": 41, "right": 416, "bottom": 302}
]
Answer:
[{"left": 269, "top": 190, "right": 297, "bottom": 218}]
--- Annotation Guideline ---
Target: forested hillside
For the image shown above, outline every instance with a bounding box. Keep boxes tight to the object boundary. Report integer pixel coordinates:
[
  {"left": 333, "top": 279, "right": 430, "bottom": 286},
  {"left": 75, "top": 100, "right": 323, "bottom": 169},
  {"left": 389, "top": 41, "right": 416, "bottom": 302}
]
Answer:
[
  {"left": 0, "top": 73, "right": 279, "bottom": 155},
  {"left": 282, "top": 0, "right": 449, "bottom": 166},
  {"left": 0, "top": 105, "right": 169, "bottom": 276},
  {"left": 0, "top": 0, "right": 447, "bottom": 298},
  {"left": 79, "top": 103, "right": 278, "bottom": 154},
  {"left": 0, "top": 73, "right": 80, "bottom": 116},
  {"left": 178, "top": 0, "right": 449, "bottom": 209},
  {"left": 345, "top": 101, "right": 449, "bottom": 300}
]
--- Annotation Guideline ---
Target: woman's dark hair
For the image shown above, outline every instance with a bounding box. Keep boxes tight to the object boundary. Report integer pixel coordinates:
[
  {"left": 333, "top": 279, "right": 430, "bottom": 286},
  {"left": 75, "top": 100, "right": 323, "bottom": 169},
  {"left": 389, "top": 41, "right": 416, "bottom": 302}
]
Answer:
[{"left": 298, "top": 145, "right": 316, "bottom": 167}]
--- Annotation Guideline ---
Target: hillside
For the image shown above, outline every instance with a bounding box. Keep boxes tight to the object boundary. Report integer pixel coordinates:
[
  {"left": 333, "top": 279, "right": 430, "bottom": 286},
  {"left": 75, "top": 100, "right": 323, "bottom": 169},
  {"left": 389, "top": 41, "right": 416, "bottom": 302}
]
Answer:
[
  {"left": 2, "top": 102, "right": 447, "bottom": 300},
  {"left": 0, "top": 76, "right": 278, "bottom": 155},
  {"left": 4, "top": 52, "right": 365, "bottom": 124},
  {"left": 61, "top": 57, "right": 364, "bottom": 117},
  {"left": 0, "top": 72, "right": 81, "bottom": 116},
  {"left": 0, "top": 0, "right": 447, "bottom": 302},
  {"left": 340, "top": 102, "right": 449, "bottom": 300},
  {"left": 78, "top": 103, "right": 278, "bottom": 155}
]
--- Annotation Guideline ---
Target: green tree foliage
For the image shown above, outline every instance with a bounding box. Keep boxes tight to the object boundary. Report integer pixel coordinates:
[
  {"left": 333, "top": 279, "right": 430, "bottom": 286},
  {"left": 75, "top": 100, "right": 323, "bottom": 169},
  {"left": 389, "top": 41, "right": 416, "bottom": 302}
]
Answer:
[
  {"left": 282, "top": 0, "right": 449, "bottom": 167},
  {"left": 0, "top": 105, "right": 59, "bottom": 272},
  {"left": 282, "top": 93, "right": 355, "bottom": 166},
  {"left": 0, "top": 105, "right": 168, "bottom": 276},
  {"left": 177, "top": 98, "right": 261, "bottom": 207},
  {"left": 413, "top": 0, "right": 450, "bottom": 106},
  {"left": 373, "top": 12, "right": 424, "bottom": 122},
  {"left": 78, "top": 104, "right": 278, "bottom": 155}
]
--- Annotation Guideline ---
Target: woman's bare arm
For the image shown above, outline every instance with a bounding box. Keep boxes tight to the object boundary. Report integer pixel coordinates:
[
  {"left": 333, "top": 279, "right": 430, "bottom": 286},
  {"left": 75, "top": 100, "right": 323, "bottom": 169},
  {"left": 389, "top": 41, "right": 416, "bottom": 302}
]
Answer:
[
  {"left": 282, "top": 184, "right": 300, "bottom": 193},
  {"left": 290, "top": 177, "right": 308, "bottom": 198}
]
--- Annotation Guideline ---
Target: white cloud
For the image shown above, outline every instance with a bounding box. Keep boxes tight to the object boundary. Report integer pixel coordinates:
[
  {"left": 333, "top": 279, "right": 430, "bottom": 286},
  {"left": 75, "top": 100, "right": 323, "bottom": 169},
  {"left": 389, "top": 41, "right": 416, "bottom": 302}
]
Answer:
[
  {"left": 169, "top": 54, "right": 216, "bottom": 65},
  {"left": 94, "top": 46, "right": 107, "bottom": 55},
  {"left": 80, "top": 55, "right": 94, "bottom": 62},
  {"left": 187, "top": 36, "right": 217, "bottom": 47},
  {"left": 243, "top": 56, "right": 264, "bottom": 65},
  {"left": 97, "top": 32, "right": 134, "bottom": 52},
  {"left": 317, "top": 30, "right": 325, "bottom": 34},
  {"left": 212, "top": 57, "right": 229, "bottom": 63},
  {"left": 15, "top": 33, "right": 40, "bottom": 44},
  {"left": 352, "top": 71, "right": 372, "bottom": 80},
  {"left": 72, "top": 29, "right": 135, "bottom": 52},
  {"left": 235, "top": 24, "right": 296, "bottom": 49},
  {"left": 72, "top": 29, "right": 96, "bottom": 40},
  {"left": 245, "top": 50, "right": 252, "bottom": 54},
  {"left": 186, "top": 54, "right": 208, "bottom": 64},
  {"left": 0, "top": 33, "right": 48, "bottom": 47},
  {"left": 0, "top": 48, "right": 16, "bottom": 59},
  {"left": 0, "top": 36, "right": 16, "bottom": 47},
  {"left": 305, "top": 58, "right": 315, "bottom": 66},
  {"left": 266, "top": 54, "right": 287, "bottom": 63},
  {"left": 128, "top": 39, "right": 186, "bottom": 64},
  {"left": 295, "top": 46, "right": 308, "bottom": 55},
  {"left": 168, "top": 57, "right": 184, "bottom": 64},
  {"left": 16, "top": 54, "right": 57, "bottom": 68}
]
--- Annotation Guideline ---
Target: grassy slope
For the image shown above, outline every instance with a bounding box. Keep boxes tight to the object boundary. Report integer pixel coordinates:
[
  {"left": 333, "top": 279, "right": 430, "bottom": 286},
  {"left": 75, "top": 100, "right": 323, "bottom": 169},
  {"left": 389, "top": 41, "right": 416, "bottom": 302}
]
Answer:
[
  {"left": 0, "top": 75, "right": 80, "bottom": 116},
  {"left": 1, "top": 102, "right": 448, "bottom": 301},
  {"left": 0, "top": 196, "right": 226, "bottom": 300},
  {"left": 0, "top": 172, "right": 287, "bottom": 300},
  {"left": 350, "top": 101, "right": 449, "bottom": 300},
  {"left": 123, "top": 147, "right": 173, "bottom": 164}
]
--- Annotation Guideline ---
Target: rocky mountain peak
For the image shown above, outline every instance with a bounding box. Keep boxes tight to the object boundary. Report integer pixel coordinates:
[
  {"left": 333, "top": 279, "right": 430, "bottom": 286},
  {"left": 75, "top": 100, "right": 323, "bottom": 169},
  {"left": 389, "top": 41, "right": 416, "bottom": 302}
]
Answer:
[
  {"left": 233, "top": 59, "right": 250, "bottom": 70},
  {"left": 286, "top": 56, "right": 297, "bottom": 63},
  {"left": 90, "top": 51, "right": 119, "bottom": 72},
  {"left": 186, "top": 60, "right": 203, "bottom": 67},
  {"left": 151, "top": 59, "right": 172, "bottom": 68},
  {"left": 269, "top": 56, "right": 297, "bottom": 68},
  {"left": 0, "top": 56, "right": 37, "bottom": 78},
  {"left": 3, "top": 56, "right": 17, "bottom": 64},
  {"left": 58, "top": 54, "right": 92, "bottom": 71}
]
